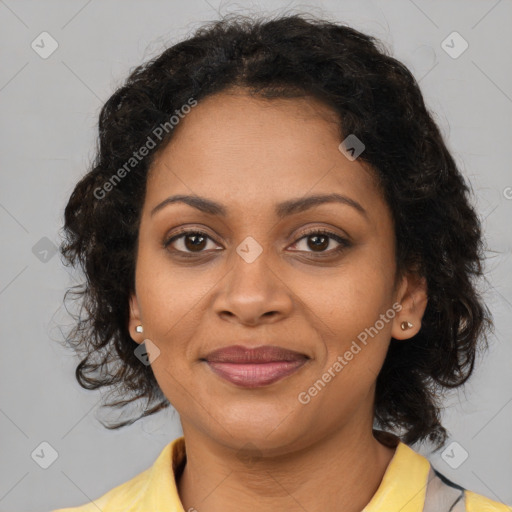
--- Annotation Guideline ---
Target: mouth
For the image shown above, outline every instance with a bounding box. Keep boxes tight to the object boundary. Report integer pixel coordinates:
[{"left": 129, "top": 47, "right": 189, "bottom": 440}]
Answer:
[{"left": 201, "top": 345, "right": 309, "bottom": 388}]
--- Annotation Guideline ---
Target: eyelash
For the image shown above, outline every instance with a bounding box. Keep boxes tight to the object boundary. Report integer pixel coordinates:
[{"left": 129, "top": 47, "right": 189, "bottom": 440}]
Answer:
[{"left": 162, "top": 228, "right": 351, "bottom": 258}]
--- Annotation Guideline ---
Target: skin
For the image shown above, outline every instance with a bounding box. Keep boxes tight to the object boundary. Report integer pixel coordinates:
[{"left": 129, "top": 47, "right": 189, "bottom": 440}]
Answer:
[{"left": 129, "top": 88, "right": 428, "bottom": 512}]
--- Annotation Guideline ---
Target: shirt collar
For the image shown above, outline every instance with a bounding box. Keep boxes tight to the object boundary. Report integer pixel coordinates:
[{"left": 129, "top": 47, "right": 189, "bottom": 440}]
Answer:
[
  {"left": 363, "top": 441, "right": 431, "bottom": 512},
  {"left": 142, "top": 435, "right": 186, "bottom": 511},
  {"left": 142, "top": 435, "right": 431, "bottom": 512}
]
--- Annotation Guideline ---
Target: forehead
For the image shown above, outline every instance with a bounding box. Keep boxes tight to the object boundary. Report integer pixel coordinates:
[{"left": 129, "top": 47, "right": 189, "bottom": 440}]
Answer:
[{"left": 145, "top": 90, "right": 384, "bottom": 220}]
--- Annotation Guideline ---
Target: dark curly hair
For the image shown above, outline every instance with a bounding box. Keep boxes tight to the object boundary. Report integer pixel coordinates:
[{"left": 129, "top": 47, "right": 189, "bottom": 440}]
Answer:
[{"left": 58, "top": 12, "right": 492, "bottom": 448}]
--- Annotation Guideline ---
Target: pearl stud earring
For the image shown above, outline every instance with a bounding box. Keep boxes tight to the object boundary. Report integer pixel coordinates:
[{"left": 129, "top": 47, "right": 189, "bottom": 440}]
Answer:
[{"left": 135, "top": 325, "right": 144, "bottom": 333}]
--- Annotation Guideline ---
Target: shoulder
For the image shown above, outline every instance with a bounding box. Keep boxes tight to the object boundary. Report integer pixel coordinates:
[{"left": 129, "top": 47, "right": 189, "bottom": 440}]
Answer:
[
  {"left": 51, "top": 437, "right": 184, "bottom": 512},
  {"left": 425, "top": 463, "right": 511, "bottom": 512},
  {"left": 51, "top": 466, "right": 151, "bottom": 511},
  {"left": 385, "top": 440, "right": 511, "bottom": 512},
  {"left": 464, "top": 490, "right": 512, "bottom": 511}
]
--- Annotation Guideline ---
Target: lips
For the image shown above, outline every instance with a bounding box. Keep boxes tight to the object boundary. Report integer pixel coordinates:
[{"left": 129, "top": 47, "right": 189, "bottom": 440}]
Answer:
[
  {"left": 202, "top": 345, "right": 309, "bottom": 388},
  {"left": 205, "top": 345, "right": 308, "bottom": 363}
]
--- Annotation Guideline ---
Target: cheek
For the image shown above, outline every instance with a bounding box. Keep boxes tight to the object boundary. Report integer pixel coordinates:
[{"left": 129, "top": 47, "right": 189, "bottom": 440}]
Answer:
[
  {"left": 302, "top": 250, "right": 396, "bottom": 374},
  {"left": 133, "top": 257, "right": 208, "bottom": 392},
  {"left": 305, "top": 258, "right": 394, "bottom": 333},
  {"left": 136, "top": 250, "right": 208, "bottom": 329}
]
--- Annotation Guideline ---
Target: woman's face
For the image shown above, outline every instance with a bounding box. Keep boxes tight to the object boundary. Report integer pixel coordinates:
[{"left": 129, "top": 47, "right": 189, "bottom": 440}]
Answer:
[{"left": 129, "top": 89, "right": 427, "bottom": 453}]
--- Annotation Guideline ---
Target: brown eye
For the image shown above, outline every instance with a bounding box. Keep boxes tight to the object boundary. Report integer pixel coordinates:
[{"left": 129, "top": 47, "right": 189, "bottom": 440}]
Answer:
[
  {"left": 289, "top": 229, "right": 351, "bottom": 255},
  {"left": 163, "top": 228, "right": 351, "bottom": 258},
  {"left": 306, "top": 233, "right": 330, "bottom": 252},
  {"left": 163, "top": 230, "right": 219, "bottom": 254}
]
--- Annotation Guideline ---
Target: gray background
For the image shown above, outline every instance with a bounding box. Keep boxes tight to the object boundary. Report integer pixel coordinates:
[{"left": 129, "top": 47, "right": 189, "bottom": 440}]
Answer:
[{"left": 0, "top": 0, "right": 511, "bottom": 510}]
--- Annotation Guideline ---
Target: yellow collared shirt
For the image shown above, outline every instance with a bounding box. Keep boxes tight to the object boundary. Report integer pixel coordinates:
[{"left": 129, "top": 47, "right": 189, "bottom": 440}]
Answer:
[{"left": 53, "top": 436, "right": 510, "bottom": 512}]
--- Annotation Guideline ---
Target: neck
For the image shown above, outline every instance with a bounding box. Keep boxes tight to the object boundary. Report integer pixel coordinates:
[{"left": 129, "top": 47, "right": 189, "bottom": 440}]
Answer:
[{"left": 177, "top": 425, "right": 397, "bottom": 512}]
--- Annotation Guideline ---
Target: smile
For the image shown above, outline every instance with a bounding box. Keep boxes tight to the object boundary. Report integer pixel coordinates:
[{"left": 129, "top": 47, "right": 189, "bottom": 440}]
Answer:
[{"left": 205, "top": 360, "right": 308, "bottom": 388}]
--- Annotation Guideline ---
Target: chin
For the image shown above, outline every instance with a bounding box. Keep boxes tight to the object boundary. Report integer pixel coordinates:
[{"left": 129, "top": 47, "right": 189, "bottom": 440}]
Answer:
[{"left": 209, "top": 412, "right": 308, "bottom": 452}]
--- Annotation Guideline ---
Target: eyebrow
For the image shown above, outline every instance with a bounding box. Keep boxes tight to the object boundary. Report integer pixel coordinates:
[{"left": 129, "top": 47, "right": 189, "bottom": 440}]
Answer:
[{"left": 150, "top": 193, "right": 368, "bottom": 219}]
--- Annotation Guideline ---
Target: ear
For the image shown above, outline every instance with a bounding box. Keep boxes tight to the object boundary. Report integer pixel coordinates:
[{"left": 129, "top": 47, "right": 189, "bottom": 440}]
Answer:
[
  {"left": 391, "top": 272, "right": 428, "bottom": 340},
  {"left": 129, "top": 292, "right": 144, "bottom": 345}
]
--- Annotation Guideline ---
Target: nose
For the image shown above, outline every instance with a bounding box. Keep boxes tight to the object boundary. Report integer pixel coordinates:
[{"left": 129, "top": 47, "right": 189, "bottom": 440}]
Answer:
[{"left": 212, "top": 246, "right": 294, "bottom": 326}]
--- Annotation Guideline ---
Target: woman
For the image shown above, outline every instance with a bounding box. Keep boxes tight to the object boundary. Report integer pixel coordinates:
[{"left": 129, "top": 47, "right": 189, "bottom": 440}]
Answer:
[{"left": 53, "top": 13, "right": 510, "bottom": 512}]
